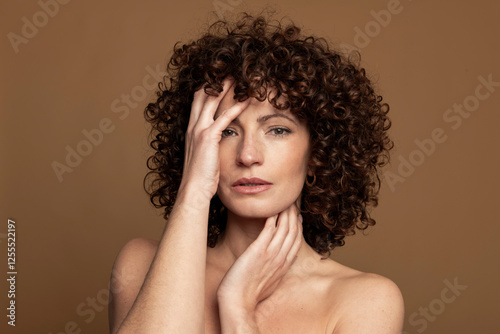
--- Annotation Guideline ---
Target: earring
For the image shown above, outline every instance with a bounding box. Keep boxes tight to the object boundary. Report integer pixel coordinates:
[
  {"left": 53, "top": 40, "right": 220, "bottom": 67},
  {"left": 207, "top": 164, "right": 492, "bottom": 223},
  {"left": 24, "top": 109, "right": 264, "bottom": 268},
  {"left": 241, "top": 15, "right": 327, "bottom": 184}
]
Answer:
[{"left": 305, "top": 173, "right": 316, "bottom": 187}]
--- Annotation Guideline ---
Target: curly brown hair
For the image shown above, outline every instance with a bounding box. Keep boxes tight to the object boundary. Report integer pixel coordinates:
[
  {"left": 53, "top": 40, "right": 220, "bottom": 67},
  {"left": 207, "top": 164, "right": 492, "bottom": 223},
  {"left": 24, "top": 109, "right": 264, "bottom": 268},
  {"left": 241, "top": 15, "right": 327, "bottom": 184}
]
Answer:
[{"left": 143, "top": 11, "right": 393, "bottom": 257}]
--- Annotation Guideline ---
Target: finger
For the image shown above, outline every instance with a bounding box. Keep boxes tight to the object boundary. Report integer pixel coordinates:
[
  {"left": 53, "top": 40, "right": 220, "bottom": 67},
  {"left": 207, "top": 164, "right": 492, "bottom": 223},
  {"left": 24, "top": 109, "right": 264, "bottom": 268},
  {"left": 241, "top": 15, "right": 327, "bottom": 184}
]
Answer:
[
  {"left": 285, "top": 214, "right": 303, "bottom": 265},
  {"left": 266, "top": 209, "right": 291, "bottom": 256},
  {"left": 196, "top": 77, "right": 236, "bottom": 128},
  {"left": 189, "top": 77, "right": 235, "bottom": 133},
  {"left": 276, "top": 209, "right": 300, "bottom": 260},
  {"left": 210, "top": 98, "right": 251, "bottom": 134},
  {"left": 188, "top": 84, "right": 210, "bottom": 133},
  {"left": 251, "top": 215, "right": 279, "bottom": 249}
]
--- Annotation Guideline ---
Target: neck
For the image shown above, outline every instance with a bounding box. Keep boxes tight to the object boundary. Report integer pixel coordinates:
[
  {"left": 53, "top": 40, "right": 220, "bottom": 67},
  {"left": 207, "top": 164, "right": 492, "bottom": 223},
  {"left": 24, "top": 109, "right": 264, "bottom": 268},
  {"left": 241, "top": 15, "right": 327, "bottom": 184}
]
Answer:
[{"left": 213, "top": 210, "right": 324, "bottom": 274}]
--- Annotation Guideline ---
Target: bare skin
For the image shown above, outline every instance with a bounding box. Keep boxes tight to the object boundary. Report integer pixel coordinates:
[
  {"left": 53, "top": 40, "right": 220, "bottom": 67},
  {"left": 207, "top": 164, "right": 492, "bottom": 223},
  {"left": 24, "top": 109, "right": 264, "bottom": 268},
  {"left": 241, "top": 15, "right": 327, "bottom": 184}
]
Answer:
[
  {"left": 108, "top": 76, "right": 404, "bottom": 333},
  {"left": 110, "top": 236, "right": 404, "bottom": 333}
]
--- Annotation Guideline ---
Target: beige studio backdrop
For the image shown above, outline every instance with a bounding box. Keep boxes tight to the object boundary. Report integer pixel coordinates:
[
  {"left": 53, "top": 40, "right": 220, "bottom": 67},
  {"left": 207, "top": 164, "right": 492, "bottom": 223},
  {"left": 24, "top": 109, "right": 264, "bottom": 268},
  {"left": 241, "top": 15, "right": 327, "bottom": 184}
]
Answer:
[{"left": 1, "top": 0, "right": 499, "bottom": 333}]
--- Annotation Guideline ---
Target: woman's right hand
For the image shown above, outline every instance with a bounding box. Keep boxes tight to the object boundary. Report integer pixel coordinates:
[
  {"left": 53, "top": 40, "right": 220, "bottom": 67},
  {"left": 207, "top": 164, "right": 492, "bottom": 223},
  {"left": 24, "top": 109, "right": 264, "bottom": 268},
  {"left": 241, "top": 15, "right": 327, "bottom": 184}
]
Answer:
[{"left": 178, "top": 76, "right": 251, "bottom": 204}]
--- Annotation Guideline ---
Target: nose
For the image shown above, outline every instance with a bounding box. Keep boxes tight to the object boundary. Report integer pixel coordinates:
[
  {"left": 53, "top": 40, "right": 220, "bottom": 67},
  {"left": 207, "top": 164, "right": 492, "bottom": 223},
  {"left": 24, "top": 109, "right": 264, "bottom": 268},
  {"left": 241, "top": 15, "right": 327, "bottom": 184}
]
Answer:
[{"left": 235, "top": 133, "right": 263, "bottom": 167}]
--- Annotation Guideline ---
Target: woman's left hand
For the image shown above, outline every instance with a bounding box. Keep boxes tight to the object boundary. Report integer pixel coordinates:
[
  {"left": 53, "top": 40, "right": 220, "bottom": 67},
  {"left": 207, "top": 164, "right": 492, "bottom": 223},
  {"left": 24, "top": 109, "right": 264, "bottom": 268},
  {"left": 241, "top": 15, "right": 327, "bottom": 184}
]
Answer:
[{"left": 216, "top": 202, "right": 303, "bottom": 319}]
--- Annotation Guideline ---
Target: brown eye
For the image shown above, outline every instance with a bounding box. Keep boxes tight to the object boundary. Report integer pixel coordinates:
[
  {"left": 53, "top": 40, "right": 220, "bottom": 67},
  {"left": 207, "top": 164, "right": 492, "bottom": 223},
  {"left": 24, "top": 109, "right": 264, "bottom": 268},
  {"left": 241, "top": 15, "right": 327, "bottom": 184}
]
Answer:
[
  {"left": 269, "top": 127, "right": 291, "bottom": 137},
  {"left": 222, "top": 129, "right": 236, "bottom": 137}
]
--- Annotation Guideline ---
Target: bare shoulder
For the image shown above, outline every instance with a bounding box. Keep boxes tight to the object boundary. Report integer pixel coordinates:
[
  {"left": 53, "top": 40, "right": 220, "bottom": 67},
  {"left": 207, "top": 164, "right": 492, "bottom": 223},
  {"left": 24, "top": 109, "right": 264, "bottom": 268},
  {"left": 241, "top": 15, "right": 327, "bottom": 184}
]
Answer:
[
  {"left": 323, "top": 259, "right": 405, "bottom": 334},
  {"left": 108, "top": 237, "right": 160, "bottom": 333},
  {"left": 111, "top": 237, "right": 160, "bottom": 277}
]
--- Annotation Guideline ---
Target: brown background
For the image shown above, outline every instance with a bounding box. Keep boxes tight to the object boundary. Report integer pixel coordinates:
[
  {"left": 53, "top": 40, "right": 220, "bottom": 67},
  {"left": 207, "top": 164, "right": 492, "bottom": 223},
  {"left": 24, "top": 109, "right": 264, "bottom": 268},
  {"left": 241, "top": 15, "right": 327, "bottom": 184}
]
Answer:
[{"left": 2, "top": 0, "right": 499, "bottom": 333}]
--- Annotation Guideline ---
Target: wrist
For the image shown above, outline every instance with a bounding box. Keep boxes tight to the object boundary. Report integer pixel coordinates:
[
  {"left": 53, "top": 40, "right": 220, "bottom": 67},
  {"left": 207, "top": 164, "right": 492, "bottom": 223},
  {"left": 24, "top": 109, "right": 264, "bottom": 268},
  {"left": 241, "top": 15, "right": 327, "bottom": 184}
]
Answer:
[
  {"left": 176, "top": 182, "right": 212, "bottom": 211},
  {"left": 217, "top": 288, "right": 256, "bottom": 315},
  {"left": 218, "top": 305, "right": 259, "bottom": 334}
]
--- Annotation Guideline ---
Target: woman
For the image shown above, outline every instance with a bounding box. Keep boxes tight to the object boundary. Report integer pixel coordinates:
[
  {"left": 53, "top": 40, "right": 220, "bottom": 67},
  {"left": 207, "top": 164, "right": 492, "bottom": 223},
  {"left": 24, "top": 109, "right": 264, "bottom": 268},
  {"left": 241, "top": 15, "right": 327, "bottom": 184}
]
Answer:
[{"left": 108, "top": 12, "right": 404, "bottom": 333}]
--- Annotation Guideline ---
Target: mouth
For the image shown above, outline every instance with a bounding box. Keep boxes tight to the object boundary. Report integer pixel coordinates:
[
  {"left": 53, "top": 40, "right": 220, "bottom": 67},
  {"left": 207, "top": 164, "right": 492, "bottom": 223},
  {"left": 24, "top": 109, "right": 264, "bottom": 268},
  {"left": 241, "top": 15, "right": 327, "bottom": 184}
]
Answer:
[
  {"left": 232, "top": 177, "right": 273, "bottom": 194},
  {"left": 232, "top": 177, "right": 272, "bottom": 187}
]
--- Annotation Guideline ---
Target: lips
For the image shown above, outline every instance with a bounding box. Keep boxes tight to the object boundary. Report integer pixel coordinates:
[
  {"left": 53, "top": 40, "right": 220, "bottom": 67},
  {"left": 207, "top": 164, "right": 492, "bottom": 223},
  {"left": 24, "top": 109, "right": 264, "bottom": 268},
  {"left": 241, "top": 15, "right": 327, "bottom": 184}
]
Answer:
[
  {"left": 231, "top": 177, "right": 273, "bottom": 195},
  {"left": 232, "top": 177, "right": 272, "bottom": 187}
]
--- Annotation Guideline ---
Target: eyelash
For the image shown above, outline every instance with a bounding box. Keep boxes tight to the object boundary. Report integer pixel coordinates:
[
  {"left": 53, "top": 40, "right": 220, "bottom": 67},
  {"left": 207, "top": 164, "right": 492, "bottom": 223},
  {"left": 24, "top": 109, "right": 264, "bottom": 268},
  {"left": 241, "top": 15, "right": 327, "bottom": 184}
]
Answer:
[
  {"left": 221, "top": 129, "right": 234, "bottom": 138},
  {"left": 221, "top": 127, "right": 292, "bottom": 138},
  {"left": 269, "top": 127, "right": 291, "bottom": 137}
]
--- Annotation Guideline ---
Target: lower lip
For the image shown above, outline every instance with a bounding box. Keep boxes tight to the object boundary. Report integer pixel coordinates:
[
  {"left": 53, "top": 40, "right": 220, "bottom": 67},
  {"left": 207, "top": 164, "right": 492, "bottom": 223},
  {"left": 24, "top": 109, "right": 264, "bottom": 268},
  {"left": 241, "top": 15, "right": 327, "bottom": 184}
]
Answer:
[{"left": 232, "top": 184, "right": 272, "bottom": 194}]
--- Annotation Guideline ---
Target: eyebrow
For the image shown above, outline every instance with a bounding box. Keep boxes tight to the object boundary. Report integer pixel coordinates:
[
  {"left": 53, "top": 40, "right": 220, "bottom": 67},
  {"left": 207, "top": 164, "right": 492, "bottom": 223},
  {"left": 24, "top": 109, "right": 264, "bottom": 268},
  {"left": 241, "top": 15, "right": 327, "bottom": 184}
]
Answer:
[
  {"left": 259, "top": 113, "right": 298, "bottom": 124},
  {"left": 229, "top": 113, "right": 298, "bottom": 126}
]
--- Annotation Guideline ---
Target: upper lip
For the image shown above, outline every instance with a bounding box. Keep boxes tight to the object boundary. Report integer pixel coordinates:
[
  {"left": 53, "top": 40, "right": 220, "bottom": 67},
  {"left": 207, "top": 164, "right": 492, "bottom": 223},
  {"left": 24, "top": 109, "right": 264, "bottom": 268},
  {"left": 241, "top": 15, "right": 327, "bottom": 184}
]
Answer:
[{"left": 232, "top": 177, "right": 272, "bottom": 186}]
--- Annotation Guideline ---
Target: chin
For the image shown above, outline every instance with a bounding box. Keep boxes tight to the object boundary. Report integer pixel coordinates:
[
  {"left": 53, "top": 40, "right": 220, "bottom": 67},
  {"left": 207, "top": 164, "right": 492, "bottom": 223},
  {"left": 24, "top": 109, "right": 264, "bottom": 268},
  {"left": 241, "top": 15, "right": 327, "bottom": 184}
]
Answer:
[{"left": 219, "top": 195, "right": 296, "bottom": 219}]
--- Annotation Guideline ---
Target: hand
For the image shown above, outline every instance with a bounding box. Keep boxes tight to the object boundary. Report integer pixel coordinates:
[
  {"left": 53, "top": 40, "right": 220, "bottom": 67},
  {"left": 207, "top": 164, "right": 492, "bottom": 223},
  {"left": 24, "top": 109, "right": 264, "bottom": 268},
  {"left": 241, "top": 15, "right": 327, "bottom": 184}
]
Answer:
[
  {"left": 216, "top": 201, "right": 303, "bottom": 314},
  {"left": 178, "top": 76, "right": 251, "bottom": 202}
]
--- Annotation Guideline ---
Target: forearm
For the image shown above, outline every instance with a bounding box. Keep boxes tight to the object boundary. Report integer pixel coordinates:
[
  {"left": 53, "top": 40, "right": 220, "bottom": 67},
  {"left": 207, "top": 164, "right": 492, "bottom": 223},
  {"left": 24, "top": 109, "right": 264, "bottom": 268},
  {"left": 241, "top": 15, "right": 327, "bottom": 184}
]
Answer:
[{"left": 117, "top": 186, "right": 210, "bottom": 333}]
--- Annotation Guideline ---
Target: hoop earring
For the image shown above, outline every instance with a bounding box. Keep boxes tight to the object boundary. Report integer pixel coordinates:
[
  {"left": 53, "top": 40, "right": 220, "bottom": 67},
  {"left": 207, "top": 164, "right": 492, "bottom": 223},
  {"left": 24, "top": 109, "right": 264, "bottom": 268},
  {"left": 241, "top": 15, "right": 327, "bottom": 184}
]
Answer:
[{"left": 305, "top": 174, "right": 316, "bottom": 187}]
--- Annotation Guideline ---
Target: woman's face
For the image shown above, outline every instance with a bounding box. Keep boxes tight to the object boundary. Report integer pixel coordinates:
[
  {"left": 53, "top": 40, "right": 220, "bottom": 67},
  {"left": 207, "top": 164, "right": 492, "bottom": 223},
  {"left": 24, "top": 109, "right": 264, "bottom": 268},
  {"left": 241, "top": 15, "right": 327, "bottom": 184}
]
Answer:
[{"left": 215, "top": 84, "right": 312, "bottom": 219}]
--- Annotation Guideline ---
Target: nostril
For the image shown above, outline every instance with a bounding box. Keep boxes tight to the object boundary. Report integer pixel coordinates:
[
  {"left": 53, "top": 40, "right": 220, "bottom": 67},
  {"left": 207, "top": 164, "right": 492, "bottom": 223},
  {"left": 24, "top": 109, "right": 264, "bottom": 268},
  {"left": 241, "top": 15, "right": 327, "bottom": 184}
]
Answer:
[{"left": 235, "top": 136, "right": 264, "bottom": 166}]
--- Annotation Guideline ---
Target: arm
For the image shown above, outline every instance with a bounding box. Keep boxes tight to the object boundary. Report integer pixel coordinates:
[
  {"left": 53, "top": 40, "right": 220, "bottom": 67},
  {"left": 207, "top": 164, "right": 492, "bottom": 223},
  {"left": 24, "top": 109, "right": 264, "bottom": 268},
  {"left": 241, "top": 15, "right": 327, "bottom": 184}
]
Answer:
[
  {"left": 110, "top": 188, "right": 210, "bottom": 334},
  {"left": 109, "top": 76, "right": 251, "bottom": 333}
]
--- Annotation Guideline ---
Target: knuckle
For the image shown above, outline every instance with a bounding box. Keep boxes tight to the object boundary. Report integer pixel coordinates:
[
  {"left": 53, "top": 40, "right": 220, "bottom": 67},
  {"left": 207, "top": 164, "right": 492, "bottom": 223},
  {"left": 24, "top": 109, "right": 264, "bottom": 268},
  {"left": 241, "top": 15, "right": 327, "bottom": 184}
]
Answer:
[
  {"left": 197, "top": 128, "right": 207, "bottom": 138},
  {"left": 276, "top": 255, "right": 287, "bottom": 268},
  {"left": 266, "top": 220, "right": 275, "bottom": 231},
  {"left": 197, "top": 128, "right": 212, "bottom": 141},
  {"left": 254, "top": 247, "right": 265, "bottom": 257},
  {"left": 216, "top": 110, "right": 229, "bottom": 121},
  {"left": 265, "top": 247, "right": 278, "bottom": 259},
  {"left": 283, "top": 219, "right": 291, "bottom": 231}
]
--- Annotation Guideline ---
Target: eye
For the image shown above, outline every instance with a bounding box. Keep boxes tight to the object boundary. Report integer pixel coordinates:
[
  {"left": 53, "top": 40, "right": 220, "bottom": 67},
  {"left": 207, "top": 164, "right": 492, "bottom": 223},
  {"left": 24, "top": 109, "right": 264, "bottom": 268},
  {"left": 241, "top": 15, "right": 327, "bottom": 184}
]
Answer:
[
  {"left": 221, "top": 129, "right": 236, "bottom": 137},
  {"left": 269, "top": 127, "right": 291, "bottom": 137}
]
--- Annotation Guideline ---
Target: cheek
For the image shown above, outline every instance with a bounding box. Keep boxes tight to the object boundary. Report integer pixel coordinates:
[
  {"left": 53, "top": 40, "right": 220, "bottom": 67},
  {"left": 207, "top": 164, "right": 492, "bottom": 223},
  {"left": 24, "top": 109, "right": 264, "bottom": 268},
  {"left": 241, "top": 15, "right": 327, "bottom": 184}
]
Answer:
[
  {"left": 281, "top": 142, "right": 310, "bottom": 175},
  {"left": 217, "top": 146, "right": 235, "bottom": 200},
  {"left": 218, "top": 147, "right": 232, "bottom": 180},
  {"left": 274, "top": 147, "right": 309, "bottom": 196}
]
